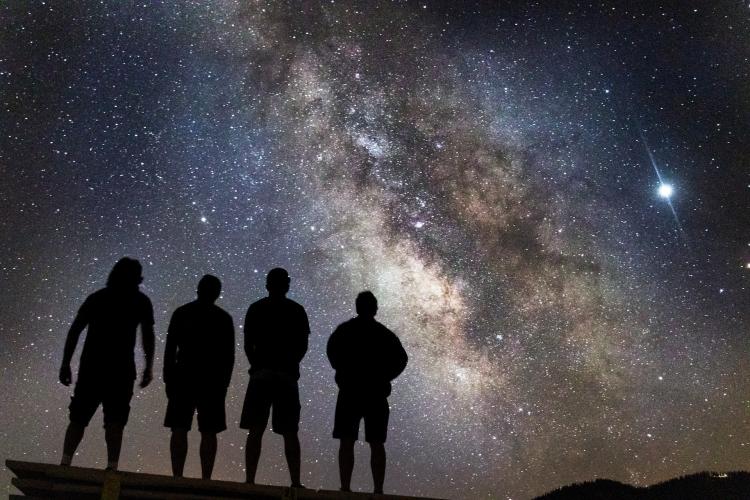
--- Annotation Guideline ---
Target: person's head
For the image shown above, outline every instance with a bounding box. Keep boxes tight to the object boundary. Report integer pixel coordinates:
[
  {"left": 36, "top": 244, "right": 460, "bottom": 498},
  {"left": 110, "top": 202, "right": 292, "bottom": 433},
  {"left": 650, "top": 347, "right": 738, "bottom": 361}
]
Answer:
[
  {"left": 106, "top": 257, "right": 143, "bottom": 289},
  {"left": 197, "top": 274, "right": 221, "bottom": 303},
  {"left": 266, "top": 267, "right": 290, "bottom": 297},
  {"left": 355, "top": 291, "right": 378, "bottom": 318}
]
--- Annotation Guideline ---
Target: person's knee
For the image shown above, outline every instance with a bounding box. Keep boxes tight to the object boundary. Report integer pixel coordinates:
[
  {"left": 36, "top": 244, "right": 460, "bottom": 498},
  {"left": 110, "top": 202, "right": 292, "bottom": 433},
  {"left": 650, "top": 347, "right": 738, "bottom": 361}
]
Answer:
[
  {"left": 67, "top": 421, "right": 86, "bottom": 432},
  {"left": 200, "top": 432, "right": 217, "bottom": 442},
  {"left": 104, "top": 423, "right": 124, "bottom": 433},
  {"left": 339, "top": 439, "right": 355, "bottom": 451},
  {"left": 246, "top": 426, "right": 264, "bottom": 442},
  {"left": 369, "top": 442, "right": 385, "bottom": 453},
  {"left": 282, "top": 431, "right": 299, "bottom": 441}
]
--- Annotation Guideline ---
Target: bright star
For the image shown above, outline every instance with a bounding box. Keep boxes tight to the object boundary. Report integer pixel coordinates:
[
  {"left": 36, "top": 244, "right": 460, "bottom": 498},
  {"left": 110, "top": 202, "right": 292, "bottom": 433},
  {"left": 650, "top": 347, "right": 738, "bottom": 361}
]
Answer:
[{"left": 657, "top": 183, "right": 673, "bottom": 199}]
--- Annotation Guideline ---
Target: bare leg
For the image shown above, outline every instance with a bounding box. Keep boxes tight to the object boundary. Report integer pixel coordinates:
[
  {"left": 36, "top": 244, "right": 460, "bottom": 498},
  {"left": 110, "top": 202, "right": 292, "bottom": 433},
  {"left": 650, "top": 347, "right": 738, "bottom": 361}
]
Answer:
[
  {"left": 104, "top": 424, "right": 124, "bottom": 470},
  {"left": 338, "top": 439, "right": 355, "bottom": 492},
  {"left": 370, "top": 442, "right": 385, "bottom": 494},
  {"left": 199, "top": 432, "right": 217, "bottom": 480},
  {"left": 170, "top": 429, "right": 188, "bottom": 477},
  {"left": 61, "top": 422, "right": 86, "bottom": 465},
  {"left": 245, "top": 427, "right": 264, "bottom": 484},
  {"left": 283, "top": 432, "right": 302, "bottom": 487}
]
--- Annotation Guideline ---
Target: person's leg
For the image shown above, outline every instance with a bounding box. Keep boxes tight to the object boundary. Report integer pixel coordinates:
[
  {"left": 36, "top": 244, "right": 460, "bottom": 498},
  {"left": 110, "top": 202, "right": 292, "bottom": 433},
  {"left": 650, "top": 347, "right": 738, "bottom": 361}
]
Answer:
[
  {"left": 282, "top": 432, "right": 302, "bottom": 487},
  {"left": 61, "top": 422, "right": 86, "bottom": 465},
  {"left": 245, "top": 426, "right": 264, "bottom": 484},
  {"left": 274, "top": 381, "right": 303, "bottom": 487},
  {"left": 104, "top": 424, "right": 124, "bottom": 470},
  {"left": 333, "top": 390, "right": 360, "bottom": 492},
  {"left": 338, "top": 438, "right": 355, "bottom": 492},
  {"left": 364, "top": 398, "right": 390, "bottom": 494},
  {"left": 64, "top": 379, "right": 99, "bottom": 466},
  {"left": 370, "top": 442, "right": 386, "bottom": 494},
  {"left": 102, "top": 378, "right": 134, "bottom": 471},
  {"left": 196, "top": 392, "right": 225, "bottom": 480},
  {"left": 240, "top": 378, "right": 271, "bottom": 484},
  {"left": 199, "top": 432, "right": 217, "bottom": 480},
  {"left": 170, "top": 429, "right": 189, "bottom": 477}
]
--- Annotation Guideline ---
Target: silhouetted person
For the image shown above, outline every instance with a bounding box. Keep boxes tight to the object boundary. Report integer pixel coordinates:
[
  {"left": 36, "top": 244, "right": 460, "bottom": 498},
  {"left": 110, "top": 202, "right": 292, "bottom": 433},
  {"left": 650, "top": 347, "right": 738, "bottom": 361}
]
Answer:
[
  {"left": 163, "top": 275, "right": 234, "bottom": 480},
  {"left": 327, "top": 291, "right": 408, "bottom": 494},
  {"left": 58, "top": 257, "right": 155, "bottom": 471},
  {"left": 240, "top": 268, "right": 309, "bottom": 487}
]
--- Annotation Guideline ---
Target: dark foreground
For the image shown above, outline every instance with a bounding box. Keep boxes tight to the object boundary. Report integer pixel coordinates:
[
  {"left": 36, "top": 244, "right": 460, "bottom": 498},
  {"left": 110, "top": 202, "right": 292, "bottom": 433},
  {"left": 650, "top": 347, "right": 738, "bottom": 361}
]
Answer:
[
  {"left": 6, "top": 460, "right": 446, "bottom": 500},
  {"left": 535, "top": 472, "right": 750, "bottom": 500}
]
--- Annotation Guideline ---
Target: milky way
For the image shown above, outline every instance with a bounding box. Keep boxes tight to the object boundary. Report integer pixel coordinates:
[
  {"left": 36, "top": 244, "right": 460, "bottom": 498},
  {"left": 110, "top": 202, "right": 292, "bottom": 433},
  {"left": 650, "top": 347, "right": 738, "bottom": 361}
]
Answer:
[{"left": 1, "top": 2, "right": 749, "bottom": 498}]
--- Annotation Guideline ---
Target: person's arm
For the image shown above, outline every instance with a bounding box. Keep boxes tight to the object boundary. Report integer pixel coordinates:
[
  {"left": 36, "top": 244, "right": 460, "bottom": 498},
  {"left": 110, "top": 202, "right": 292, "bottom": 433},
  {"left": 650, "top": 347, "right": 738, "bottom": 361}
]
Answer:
[
  {"left": 243, "top": 305, "right": 255, "bottom": 365},
  {"left": 59, "top": 297, "right": 91, "bottom": 386},
  {"left": 326, "top": 326, "right": 340, "bottom": 370},
  {"left": 294, "top": 307, "right": 310, "bottom": 364},
  {"left": 139, "top": 297, "right": 155, "bottom": 388},
  {"left": 221, "top": 314, "right": 235, "bottom": 389},
  {"left": 163, "top": 310, "right": 178, "bottom": 388},
  {"left": 386, "top": 330, "right": 408, "bottom": 381}
]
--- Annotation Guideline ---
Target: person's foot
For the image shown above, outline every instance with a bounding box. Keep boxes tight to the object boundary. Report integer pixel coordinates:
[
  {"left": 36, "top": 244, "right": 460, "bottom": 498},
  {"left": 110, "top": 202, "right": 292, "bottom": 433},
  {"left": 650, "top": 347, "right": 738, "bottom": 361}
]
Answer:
[
  {"left": 374, "top": 489, "right": 384, "bottom": 495},
  {"left": 291, "top": 482, "right": 306, "bottom": 489},
  {"left": 246, "top": 480, "right": 255, "bottom": 485},
  {"left": 340, "top": 487, "right": 352, "bottom": 492}
]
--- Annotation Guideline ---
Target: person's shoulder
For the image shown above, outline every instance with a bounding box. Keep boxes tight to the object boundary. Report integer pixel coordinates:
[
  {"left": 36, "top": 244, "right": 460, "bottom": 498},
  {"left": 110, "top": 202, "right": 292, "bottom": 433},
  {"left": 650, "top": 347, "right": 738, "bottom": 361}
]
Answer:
[
  {"left": 135, "top": 289, "right": 153, "bottom": 305},
  {"left": 87, "top": 288, "right": 108, "bottom": 301},
  {"left": 374, "top": 320, "right": 397, "bottom": 337},
  {"left": 173, "top": 301, "right": 194, "bottom": 315},
  {"left": 334, "top": 317, "right": 358, "bottom": 332},
  {"left": 247, "top": 297, "right": 267, "bottom": 310},
  {"left": 284, "top": 297, "right": 306, "bottom": 310},
  {"left": 212, "top": 304, "right": 233, "bottom": 320}
]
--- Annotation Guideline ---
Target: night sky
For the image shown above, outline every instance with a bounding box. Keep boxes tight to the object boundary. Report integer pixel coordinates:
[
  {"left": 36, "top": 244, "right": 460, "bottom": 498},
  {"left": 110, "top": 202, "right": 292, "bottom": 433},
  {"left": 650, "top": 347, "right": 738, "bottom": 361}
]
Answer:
[{"left": 1, "top": 2, "right": 749, "bottom": 499}]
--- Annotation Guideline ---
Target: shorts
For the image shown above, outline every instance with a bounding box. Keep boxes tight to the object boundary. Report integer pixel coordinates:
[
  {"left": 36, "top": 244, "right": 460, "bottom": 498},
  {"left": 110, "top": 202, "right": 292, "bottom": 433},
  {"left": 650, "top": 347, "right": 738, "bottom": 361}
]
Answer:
[
  {"left": 69, "top": 376, "right": 134, "bottom": 428},
  {"left": 164, "top": 385, "right": 227, "bottom": 433},
  {"left": 240, "top": 375, "right": 300, "bottom": 434},
  {"left": 333, "top": 391, "right": 389, "bottom": 443}
]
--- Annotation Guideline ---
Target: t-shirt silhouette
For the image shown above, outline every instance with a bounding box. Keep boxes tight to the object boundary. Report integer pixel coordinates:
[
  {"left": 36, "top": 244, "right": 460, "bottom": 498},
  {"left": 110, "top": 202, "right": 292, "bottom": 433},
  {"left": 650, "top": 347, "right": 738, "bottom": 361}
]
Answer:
[
  {"left": 164, "top": 300, "right": 235, "bottom": 391},
  {"left": 75, "top": 287, "right": 154, "bottom": 381},
  {"left": 244, "top": 296, "right": 310, "bottom": 380},
  {"left": 327, "top": 316, "right": 408, "bottom": 398}
]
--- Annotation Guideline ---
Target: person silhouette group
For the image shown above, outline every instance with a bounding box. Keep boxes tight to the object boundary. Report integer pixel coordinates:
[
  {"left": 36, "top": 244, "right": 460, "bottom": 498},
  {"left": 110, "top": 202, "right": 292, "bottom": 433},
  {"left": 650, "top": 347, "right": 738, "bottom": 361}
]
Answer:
[{"left": 57, "top": 258, "right": 408, "bottom": 494}]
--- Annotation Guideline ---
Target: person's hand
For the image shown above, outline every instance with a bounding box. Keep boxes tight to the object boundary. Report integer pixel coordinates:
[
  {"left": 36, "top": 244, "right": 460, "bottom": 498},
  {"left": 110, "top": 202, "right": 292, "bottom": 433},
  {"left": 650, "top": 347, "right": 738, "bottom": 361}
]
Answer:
[
  {"left": 59, "top": 364, "right": 72, "bottom": 386},
  {"left": 140, "top": 368, "right": 153, "bottom": 388}
]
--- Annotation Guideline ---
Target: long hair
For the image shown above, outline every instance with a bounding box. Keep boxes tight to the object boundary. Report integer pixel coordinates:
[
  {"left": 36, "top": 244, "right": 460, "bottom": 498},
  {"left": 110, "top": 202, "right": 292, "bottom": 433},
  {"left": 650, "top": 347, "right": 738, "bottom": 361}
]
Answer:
[{"left": 106, "top": 257, "right": 143, "bottom": 290}]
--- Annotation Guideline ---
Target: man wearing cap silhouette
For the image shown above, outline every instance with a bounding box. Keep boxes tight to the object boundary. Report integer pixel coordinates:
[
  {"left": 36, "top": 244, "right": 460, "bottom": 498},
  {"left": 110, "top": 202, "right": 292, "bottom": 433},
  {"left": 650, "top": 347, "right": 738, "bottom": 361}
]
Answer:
[
  {"left": 163, "top": 274, "right": 234, "bottom": 480},
  {"left": 240, "top": 268, "right": 310, "bottom": 487},
  {"left": 327, "top": 291, "right": 408, "bottom": 494},
  {"left": 58, "top": 257, "right": 155, "bottom": 471}
]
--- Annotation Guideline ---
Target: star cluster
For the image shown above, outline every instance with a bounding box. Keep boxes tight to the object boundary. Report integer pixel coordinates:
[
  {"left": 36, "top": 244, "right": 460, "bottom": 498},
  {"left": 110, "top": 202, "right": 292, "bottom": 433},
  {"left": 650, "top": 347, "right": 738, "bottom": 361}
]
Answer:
[{"left": 1, "top": 2, "right": 749, "bottom": 499}]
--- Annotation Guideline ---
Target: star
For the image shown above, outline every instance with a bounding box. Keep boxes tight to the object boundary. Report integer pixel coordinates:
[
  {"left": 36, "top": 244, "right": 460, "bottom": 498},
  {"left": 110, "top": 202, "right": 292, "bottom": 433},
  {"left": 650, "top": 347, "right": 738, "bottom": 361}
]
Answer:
[{"left": 658, "top": 183, "right": 674, "bottom": 199}]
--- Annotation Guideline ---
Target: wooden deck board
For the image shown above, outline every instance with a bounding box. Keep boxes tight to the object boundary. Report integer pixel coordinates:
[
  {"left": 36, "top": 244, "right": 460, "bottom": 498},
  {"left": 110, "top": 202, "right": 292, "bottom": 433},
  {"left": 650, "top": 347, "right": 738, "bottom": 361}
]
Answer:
[{"left": 6, "top": 460, "right": 446, "bottom": 500}]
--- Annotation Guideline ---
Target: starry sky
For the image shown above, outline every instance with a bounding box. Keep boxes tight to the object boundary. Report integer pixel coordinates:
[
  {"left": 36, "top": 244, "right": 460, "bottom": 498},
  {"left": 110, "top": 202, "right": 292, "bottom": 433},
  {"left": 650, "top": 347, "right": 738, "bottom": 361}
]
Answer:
[{"left": 1, "top": 1, "right": 749, "bottom": 499}]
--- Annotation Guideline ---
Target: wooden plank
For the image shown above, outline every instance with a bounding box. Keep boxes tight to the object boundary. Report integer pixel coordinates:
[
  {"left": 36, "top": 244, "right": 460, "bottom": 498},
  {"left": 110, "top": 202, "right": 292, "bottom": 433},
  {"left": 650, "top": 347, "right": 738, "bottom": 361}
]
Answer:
[
  {"left": 12, "top": 477, "right": 100, "bottom": 499},
  {"left": 116, "top": 472, "right": 284, "bottom": 497},
  {"left": 8, "top": 460, "right": 107, "bottom": 484},
  {"left": 6, "top": 460, "right": 446, "bottom": 500},
  {"left": 118, "top": 488, "right": 261, "bottom": 500}
]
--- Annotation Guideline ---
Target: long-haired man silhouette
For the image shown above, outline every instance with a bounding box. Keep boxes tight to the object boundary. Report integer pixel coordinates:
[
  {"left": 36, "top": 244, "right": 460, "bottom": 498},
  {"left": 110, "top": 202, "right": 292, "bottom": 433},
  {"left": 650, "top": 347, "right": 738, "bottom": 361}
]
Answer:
[{"left": 58, "top": 257, "right": 155, "bottom": 470}]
